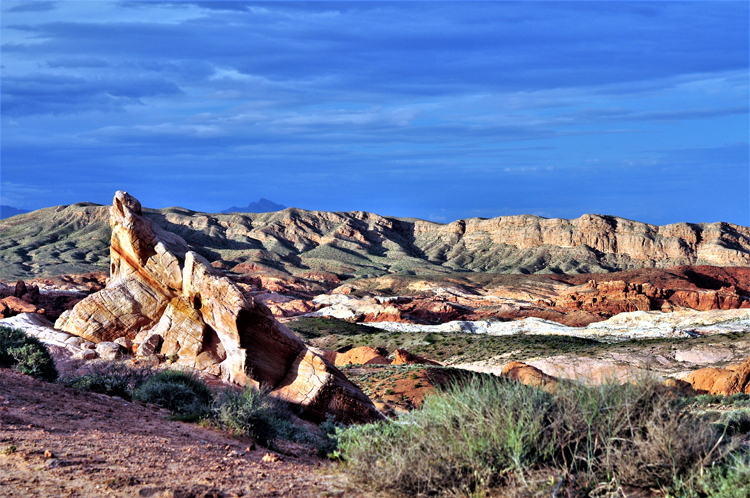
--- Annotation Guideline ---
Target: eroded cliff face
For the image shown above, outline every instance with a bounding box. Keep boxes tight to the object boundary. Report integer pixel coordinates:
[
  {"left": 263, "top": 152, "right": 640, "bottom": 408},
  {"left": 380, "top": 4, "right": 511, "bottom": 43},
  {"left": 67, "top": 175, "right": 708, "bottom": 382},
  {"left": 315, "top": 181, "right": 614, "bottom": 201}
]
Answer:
[
  {"left": 408, "top": 214, "right": 750, "bottom": 270},
  {"left": 3, "top": 203, "right": 749, "bottom": 280},
  {"left": 55, "top": 192, "right": 382, "bottom": 424}
]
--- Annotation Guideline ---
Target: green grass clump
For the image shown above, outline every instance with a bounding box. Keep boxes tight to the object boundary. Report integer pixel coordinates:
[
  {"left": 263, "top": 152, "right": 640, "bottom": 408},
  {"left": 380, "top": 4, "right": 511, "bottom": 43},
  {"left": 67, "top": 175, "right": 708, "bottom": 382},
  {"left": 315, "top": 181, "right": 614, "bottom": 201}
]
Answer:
[
  {"left": 337, "top": 376, "right": 728, "bottom": 497},
  {"left": 133, "top": 369, "right": 213, "bottom": 421},
  {"left": 688, "top": 450, "right": 750, "bottom": 498},
  {"left": 212, "top": 385, "right": 314, "bottom": 448},
  {"left": 0, "top": 325, "right": 58, "bottom": 381},
  {"left": 61, "top": 360, "right": 155, "bottom": 399}
]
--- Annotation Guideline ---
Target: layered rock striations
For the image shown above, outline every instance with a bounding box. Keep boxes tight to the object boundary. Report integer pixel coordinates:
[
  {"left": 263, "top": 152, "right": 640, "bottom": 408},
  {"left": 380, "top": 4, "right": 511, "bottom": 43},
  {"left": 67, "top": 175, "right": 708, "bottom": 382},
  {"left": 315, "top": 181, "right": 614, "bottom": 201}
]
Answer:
[
  {"left": 55, "top": 192, "right": 382, "bottom": 423},
  {"left": 305, "top": 267, "right": 750, "bottom": 327},
  {"left": 2, "top": 203, "right": 749, "bottom": 280}
]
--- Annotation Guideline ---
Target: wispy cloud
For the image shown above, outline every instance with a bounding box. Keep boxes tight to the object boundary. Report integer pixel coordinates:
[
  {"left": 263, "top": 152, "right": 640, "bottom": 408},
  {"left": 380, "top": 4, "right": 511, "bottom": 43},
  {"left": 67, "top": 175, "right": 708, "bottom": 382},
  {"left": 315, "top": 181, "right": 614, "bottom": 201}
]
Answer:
[{"left": 0, "top": 1, "right": 747, "bottom": 224}]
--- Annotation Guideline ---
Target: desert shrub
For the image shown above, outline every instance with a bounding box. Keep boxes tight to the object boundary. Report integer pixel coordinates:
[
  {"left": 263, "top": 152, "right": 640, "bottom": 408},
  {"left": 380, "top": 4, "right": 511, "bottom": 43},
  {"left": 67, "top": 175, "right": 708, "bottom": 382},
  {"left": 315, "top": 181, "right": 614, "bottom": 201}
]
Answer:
[
  {"left": 691, "top": 449, "right": 750, "bottom": 498},
  {"left": 338, "top": 376, "right": 726, "bottom": 497},
  {"left": 317, "top": 414, "right": 346, "bottom": 458},
  {"left": 212, "top": 385, "right": 311, "bottom": 447},
  {"left": 61, "top": 360, "right": 155, "bottom": 399},
  {"left": 546, "top": 378, "right": 719, "bottom": 489},
  {"left": 0, "top": 325, "right": 58, "bottom": 381},
  {"left": 338, "top": 376, "right": 553, "bottom": 496},
  {"left": 717, "top": 409, "right": 750, "bottom": 436},
  {"left": 133, "top": 369, "right": 213, "bottom": 421}
]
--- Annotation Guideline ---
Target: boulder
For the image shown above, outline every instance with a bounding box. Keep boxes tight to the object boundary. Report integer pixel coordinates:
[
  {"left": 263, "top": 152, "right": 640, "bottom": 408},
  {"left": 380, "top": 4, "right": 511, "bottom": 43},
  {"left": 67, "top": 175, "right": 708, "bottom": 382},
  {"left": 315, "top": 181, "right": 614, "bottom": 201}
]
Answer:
[
  {"left": 683, "top": 355, "right": 750, "bottom": 395},
  {"left": 114, "top": 337, "right": 133, "bottom": 352},
  {"left": 14, "top": 280, "right": 27, "bottom": 298},
  {"left": 501, "top": 361, "right": 559, "bottom": 391},
  {"left": 96, "top": 342, "right": 122, "bottom": 360},
  {"left": 136, "top": 333, "right": 162, "bottom": 357},
  {"left": 55, "top": 191, "right": 382, "bottom": 424},
  {"left": 75, "top": 349, "right": 97, "bottom": 360},
  {"left": 324, "top": 346, "right": 390, "bottom": 367},
  {"left": 0, "top": 296, "right": 39, "bottom": 315}
]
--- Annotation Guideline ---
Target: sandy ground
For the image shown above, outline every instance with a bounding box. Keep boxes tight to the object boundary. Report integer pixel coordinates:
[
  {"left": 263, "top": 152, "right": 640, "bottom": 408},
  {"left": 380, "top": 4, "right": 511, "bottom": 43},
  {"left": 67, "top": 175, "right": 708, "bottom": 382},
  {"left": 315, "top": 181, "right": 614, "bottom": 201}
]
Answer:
[{"left": 0, "top": 368, "right": 362, "bottom": 498}]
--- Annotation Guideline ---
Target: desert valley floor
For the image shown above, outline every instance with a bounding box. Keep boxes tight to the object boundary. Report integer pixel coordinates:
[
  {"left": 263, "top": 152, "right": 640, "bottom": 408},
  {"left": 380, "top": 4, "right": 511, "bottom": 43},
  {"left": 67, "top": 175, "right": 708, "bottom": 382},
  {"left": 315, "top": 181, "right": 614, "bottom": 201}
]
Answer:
[{"left": 2, "top": 193, "right": 750, "bottom": 496}]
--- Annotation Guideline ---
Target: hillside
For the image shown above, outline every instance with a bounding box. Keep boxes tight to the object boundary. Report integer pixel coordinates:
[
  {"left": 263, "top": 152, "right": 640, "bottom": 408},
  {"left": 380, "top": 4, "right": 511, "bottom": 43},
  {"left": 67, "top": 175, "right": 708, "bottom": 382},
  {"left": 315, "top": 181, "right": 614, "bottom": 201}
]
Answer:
[{"left": 1, "top": 201, "right": 749, "bottom": 280}]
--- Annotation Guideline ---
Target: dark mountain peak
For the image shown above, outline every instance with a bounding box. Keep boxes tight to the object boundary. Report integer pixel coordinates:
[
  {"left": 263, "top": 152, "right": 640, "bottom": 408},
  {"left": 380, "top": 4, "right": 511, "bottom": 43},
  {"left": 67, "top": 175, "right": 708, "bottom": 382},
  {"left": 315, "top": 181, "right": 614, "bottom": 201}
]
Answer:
[
  {"left": 221, "top": 199, "right": 286, "bottom": 214},
  {"left": 0, "top": 205, "right": 31, "bottom": 219}
]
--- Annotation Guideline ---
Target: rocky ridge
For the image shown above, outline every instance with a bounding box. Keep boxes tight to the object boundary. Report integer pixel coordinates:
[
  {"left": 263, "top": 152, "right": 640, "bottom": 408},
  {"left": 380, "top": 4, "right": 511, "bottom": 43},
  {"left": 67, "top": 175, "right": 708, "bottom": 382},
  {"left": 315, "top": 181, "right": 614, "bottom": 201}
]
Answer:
[{"left": 2, "top": 202, "right": 749, "bottom": 280}]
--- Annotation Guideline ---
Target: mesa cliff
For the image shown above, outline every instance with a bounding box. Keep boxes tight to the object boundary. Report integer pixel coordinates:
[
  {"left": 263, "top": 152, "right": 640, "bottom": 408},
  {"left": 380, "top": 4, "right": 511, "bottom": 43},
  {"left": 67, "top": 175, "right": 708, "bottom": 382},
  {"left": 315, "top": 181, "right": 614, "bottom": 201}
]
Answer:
[{"left": 1, "top": 202, "right": 748, "bottom": 280}]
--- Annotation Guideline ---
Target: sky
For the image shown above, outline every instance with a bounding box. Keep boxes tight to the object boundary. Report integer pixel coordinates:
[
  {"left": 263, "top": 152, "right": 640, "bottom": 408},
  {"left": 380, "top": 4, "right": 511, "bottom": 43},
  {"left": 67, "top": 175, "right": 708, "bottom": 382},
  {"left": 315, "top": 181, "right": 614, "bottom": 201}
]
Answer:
[{"left": 1, "top": 1, "right": 748, "bottom": 225}]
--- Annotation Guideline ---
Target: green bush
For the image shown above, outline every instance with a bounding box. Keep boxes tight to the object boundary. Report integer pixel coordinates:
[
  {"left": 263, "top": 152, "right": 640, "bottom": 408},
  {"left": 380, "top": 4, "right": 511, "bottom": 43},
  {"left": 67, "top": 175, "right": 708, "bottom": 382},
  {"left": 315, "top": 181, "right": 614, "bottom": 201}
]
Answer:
[
  {"left": 337, "top": 376, "right": 724, "bottom": 497},
  {"left": 61, "top": 360, "right": 155, "bottom": 399},
  {"left": 0, "top": 325, "right": 58, "bottom": 381},
  {"left": 133, "top": 369, "right": 213, "bottom": 421},
  {"left": 212, "top": 386, "right": 311, "bottom": 447},
  {"left": 717, "top": 409, "right": 750, "bottom": 436},
  {"left": 692, "top": 450, "right": 750, "bottom": 498},
  {"left": 317, "top": 414, "right": 345, "bottom": 458}
]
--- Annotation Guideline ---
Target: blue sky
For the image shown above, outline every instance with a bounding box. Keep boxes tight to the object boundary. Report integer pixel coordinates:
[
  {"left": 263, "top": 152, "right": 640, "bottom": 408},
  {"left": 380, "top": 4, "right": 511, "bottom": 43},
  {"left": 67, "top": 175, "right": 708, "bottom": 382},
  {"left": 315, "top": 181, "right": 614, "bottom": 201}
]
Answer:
[{"left": 1, "top": 1, "right": 748, "bottom": 225}]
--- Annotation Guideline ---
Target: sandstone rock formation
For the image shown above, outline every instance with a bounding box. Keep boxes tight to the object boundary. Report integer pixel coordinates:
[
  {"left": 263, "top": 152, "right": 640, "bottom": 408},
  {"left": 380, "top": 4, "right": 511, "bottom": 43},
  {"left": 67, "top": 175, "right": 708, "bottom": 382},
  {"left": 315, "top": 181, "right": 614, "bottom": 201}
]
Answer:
[
  {"left": 0, "top": 313, "right": 84, "bottom": 352},
  {"left": 318, "top": 345, "right": 440, "bottom": 367},
  {"left": 321, "top": 346, "right": 390, "bottom": 367},
  {"left": 549, "top": 268, "right": 750, "bottom": 317},
  {"left": 683, "top": 356, "right": 750, "bottom": 395},
  {"left": 55, "top": 191, "right": 382, "bottom": 423},
  {"left": 0, "top": 278, "right": 87, "bottom": 322},
  {"left": 501, "top": 361, "right": 559, "bottom": 390},
  {"left": 303, "top": 267, "right": 750, "bottom": 328},
  {"left": 358, "top": 308, "right": 750, "bottom": 343}
]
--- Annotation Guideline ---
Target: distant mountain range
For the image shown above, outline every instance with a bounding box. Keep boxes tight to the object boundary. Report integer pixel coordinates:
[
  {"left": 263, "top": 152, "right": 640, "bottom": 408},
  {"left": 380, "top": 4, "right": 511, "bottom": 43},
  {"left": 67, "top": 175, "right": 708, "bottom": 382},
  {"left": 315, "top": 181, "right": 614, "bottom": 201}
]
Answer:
[
  {"left": 221, "top": 199, "right": 286, "bottom": 214},
  {"left": 1, "top": 200, "right": 749, "bottom": 281},
  {"left": 0, "top": 205, "right": 30, "bottom": 220}
]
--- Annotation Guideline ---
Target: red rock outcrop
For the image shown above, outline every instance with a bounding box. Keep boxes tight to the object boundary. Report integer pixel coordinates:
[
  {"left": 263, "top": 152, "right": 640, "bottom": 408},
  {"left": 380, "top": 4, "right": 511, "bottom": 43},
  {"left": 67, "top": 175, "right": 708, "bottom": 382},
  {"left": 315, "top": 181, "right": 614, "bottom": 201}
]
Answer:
[
  {"left": 322, "top": 346, "right": 390, "bottom": 367},
  {"left": 683, "top": 356, "right": 750, "bottom": 395},
  {"left": 0, "top": 279, "right": 86, "bottom": 321},
  {"left": 317, "top": 346, "right": 441, "bottom": 368},
  {"left": 391, "top": 349, "right": 441, "bottom": 366},
  {"left": 55, "top": 191, "right": 382, "bottom": 424},
  {"left": 501, "top": 361, "right": 559, "bottom": 390},
  {"left": 304, "top": 266, "right": 750, "bottom": 328},
  {"left": 551, "top": 276, "right": 750, "bottom": 318}
]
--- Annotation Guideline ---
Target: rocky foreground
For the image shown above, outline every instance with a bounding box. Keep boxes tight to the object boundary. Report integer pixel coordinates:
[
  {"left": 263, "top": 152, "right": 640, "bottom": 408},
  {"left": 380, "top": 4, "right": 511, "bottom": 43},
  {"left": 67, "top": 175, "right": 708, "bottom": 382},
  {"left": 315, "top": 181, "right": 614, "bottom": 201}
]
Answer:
[{"left": 0, "top": 369, "right": 357, "bottom": 498}]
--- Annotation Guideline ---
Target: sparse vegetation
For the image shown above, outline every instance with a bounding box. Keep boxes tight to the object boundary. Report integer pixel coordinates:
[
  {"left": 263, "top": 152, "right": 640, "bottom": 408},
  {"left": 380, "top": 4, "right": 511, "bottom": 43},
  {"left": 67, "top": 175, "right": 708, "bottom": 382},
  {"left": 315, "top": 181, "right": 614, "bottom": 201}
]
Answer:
[
  {"left": 0, "top": 325, "right": 58, "bottom": 381},
  {"left": 133, "top": 369, "right": 213, "bottom": 422},
  {"left": 317, "top": 414, "right": 345, "bottom": 458},
  {"left": 61, "top": 360, "right": 155, "bottom": 399},
  {"left": 688, "top": 449, "right": 750, "bottom": 498},
  {"left": 208, "top": 384, "right": 341, "bottom": 452},
  {"left": 286, "top": 316, "right": 381, "bottom": 340},
  {"left": 211, "top": 385, "right": 304, "bottom": 446},
  {"left": 287, "top": 317, "right": 609, "bottom": 363},
  {"left": 337, "top": 375, "right": 740, "bottom": 497}
]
